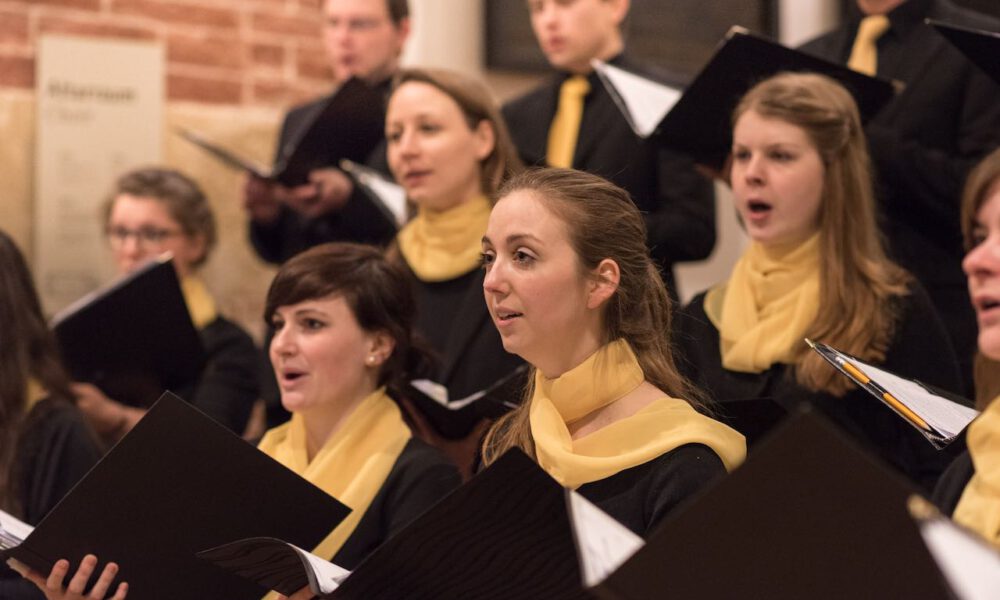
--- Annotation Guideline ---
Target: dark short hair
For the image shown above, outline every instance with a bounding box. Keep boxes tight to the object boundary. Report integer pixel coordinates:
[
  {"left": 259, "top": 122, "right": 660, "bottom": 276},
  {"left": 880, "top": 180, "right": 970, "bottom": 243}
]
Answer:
[
  {"left": 386, "top": 0, "right": 409, "bottom": 25},
  {"left": 264, "top": 242, "right": 429, "bottom": 390},
  {"left": 104, "top": 167, "right": 217, "bottom": 267}
]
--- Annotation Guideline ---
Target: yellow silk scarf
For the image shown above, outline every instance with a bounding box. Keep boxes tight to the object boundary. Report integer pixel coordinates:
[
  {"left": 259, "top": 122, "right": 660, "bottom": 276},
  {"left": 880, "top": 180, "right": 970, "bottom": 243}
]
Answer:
[
  {"left": 706, "top": 234, "right": 821, "bottom": 373},
  {"left": 954, "top": 396, "right": 1000, "bottom": 548},
  {"left": 396, "top": 195, "right": 491, "bottom": 282},
  {"left": 257, "top": 388, "right": 412, "bottom": 566},
  {"left": 25, "top": 378, "right": 45, "bottom": 410},
  {"left": 180, "top": 276, "right": 218, "bottom": 330},
  {"left": 529, "top": 339, "right": 746, "bottom": 488}
]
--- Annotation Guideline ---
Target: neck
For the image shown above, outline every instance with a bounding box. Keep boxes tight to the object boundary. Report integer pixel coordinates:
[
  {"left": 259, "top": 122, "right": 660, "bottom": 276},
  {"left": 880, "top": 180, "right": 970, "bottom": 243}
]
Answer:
[
  {"left": 300, "top": 385, "right": 378, "bottom": 462},
  {"left": 857, "top": 0, "right": 906, "bottom": 15},
  {"left": 565, "top": 36, "right": 623, "bottom": 75},
  {"left": 535, "top": 324, "right": 606, "bottom": 380}
]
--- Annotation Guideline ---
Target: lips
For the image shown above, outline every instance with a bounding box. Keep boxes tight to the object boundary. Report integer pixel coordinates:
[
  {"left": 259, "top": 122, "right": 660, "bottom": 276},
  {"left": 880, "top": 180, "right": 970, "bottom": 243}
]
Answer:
[
  {"left": 277, "top": 368, "right": 308, "bottom": 387},
  {"left": 402, "top": 170, "right": 431, "bottom": 187},
  {"left": 493, "top": 307, "right": 523, "bottom": 325}
]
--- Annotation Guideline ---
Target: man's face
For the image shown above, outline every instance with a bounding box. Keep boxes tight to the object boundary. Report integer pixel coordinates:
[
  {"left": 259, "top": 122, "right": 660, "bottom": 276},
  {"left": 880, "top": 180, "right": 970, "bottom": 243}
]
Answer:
[
  {"left": 322, "top": 0, "right": 409, "bottom": 83},
  {"left": 527, "top": 0, "right": 627, "bottom": 74}
]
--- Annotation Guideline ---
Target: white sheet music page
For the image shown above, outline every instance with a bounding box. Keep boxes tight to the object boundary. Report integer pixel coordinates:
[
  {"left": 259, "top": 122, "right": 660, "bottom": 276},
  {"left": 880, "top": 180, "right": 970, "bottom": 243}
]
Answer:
[
  {"left": 856, "top": 359, "right": 978, "bottom": 438},
  {"left": 567, "top": 490, "right": 644, "bottom": 588},
  {"left": 291, "top": 544, "right": 351, "bottom": 594},
  {"left": 0, "top": 509, "right": 33, "bottom": 550},
  {"left": 340, "top": 159, "right": 407, "bottom": 226},
  {"left": 919, "top": 516, "right": 1000, "bottom": 600},
  {"left": 591, "top": 60, "right": 681, "bottom": 138}
]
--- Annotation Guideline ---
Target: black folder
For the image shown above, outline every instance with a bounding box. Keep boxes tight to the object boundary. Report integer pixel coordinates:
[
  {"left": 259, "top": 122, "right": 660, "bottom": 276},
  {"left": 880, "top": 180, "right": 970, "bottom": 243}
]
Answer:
[
  {"left": 51, "top": 256, "right": 206, "bottom": 408},
  {"left": 405, "top": 365, "right": 529, "bottom": 439},
  {"left": 651, "top": 26, "right": 897, "bottom": 170},
  {"left": 1, "top": 393, "right": 350, "bottom": 600},
  {"left": 930, "top": 19, "right": 1000, "bottom": 86},
  {"left": 590, "top": 409, "right": 955, "bottom": 599},
  {"left": 178, "top": 77, "right": 384, "bottom": 187},
  {"left": 327, "top": 449, "right": 587, "bottom": 600}
]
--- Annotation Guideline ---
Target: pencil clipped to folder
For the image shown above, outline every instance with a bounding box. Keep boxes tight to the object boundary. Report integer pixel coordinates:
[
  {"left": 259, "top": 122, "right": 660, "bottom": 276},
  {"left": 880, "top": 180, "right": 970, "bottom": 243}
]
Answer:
[{"left": 806, "top": 339, "right": 978, "bottom": 448}]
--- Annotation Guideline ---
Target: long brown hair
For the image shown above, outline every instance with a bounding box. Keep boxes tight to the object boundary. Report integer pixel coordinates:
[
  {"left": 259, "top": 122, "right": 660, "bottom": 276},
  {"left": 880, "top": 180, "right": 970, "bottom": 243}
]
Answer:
[
  {"left": 961, "top": 148, "right": 1000, "bottom": 409},
  {"left": 734, "top": 73, "right": 910, "bottom": 396},
  {"left": 481, "top": 168, "right": 709, "bottom": 463},
  {"left": 390, "top": 68, "right": 523, "bottom": 197},
  {"left": 0, "top": 230, "right": 75, "bottom": 513},
  {"left": 264, "top": 242, "right": 431, "bottom": 395}
]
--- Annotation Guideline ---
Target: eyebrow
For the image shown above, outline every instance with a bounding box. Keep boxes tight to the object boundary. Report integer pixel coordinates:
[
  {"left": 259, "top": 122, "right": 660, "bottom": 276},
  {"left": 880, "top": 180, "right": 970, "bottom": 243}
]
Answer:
[{"left": 481, "top": 233, "right": 543, "bottom": 246}]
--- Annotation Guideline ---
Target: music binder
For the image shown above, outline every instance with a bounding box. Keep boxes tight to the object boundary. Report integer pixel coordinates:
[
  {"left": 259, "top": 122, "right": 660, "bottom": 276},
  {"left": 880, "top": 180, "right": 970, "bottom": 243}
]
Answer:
[
  {"left": 807, "top": 339, "right": 978, "bottom": 448},
  {"left": 1, "top": 393, "right": 350, "bottom": 600},
  {"left": 202, "top": 448, "right": 596, "bottom": 600},
  {"left": 594, "top": 26, "right": 897, "bottom": 170},
  {"left": 908, "top": 495, "right": 1000, "bottom": 600},
  {"left": 929, "top": 19, "right": 1000, "bottom": 86},
  {"left": 405, "top": 364, "right": 529, "bottom": 439},
  {"left": 589, "top": 409, "right": 954, "bottom": 599},
  {"left": 51, "top": 256, "right": 206, "bottom": 409},
  {"left": 178, "top": 77, "right": 384, "bottom": 187}
]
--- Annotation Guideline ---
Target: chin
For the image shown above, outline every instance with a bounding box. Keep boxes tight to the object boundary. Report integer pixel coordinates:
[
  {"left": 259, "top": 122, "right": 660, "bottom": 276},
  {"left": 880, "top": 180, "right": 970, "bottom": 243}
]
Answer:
[{"left": 980, "top": 329, "right": 1000, "bottom": 362}]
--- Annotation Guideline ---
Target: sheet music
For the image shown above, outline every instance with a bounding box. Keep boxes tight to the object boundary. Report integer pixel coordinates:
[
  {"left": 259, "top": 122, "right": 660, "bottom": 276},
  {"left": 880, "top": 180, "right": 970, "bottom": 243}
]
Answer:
[
  {"left": 919, "top": 516, "right": 1000, "bottom": 600},
  {"left": 855, "top": 359, "right": 978, "bottom": 438},
  {"left": 291, "top": 544, "right": 351, "bottom": 594},
  {"left": 567, "top": 490, "right": 644, "bottom": 588},
  {"left": 0, "top": 509, "right": 32, "bottom": 551},
  {"left": 409, "top": 379, "right": 486, "bottom": 410},
  {"left": 591, "top": 60, "right": 682, "bottom": 138},
  {"left": 340, "top": 159, "right": 408, "bottom": 226}
]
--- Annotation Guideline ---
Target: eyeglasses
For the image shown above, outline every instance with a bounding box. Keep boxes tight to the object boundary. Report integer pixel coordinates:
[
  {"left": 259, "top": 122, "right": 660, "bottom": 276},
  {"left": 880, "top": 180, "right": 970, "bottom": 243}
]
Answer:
[
  {"left": 106, "top": 226, "right": 182, "bottom": 248},
  {"left": 325, "top": 17, "right": 388, "bottom": 33}
]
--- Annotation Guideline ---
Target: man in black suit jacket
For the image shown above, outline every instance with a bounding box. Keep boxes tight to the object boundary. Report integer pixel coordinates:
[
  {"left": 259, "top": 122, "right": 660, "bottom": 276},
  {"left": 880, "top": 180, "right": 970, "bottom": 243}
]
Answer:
[
  {"left": 502, "top": 0, "right": 715, "bottom": 300},
  {"left": 243, "top": 0, "right": 411, "bottom": 265},
  {"left": 801, "top": 0, "right": 1000, "bottom": 395}
]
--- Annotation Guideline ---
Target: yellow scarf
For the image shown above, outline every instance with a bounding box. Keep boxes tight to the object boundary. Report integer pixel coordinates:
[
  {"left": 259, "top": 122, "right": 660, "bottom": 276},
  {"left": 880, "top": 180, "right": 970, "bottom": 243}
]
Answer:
[
  {"left": 396, "top": 195, "right": 491, "bottom": 282},
  {"left": 529, "top": 339, "right": 746, "bottom": 488},
  {"left": 257, "top": 388, "right": 411, "bottom": 567},
  {"left": 25, "top": 378, "right": 46, "bottom": 410},
  {"left": 180, "top": 276, "right": 218, "bottom": 330},
  {"left": 954, "top": 395, "right": 1000, "bottom": 547},
  {"left": 707, "top": 234, "right": 821, "bottom": 373}
]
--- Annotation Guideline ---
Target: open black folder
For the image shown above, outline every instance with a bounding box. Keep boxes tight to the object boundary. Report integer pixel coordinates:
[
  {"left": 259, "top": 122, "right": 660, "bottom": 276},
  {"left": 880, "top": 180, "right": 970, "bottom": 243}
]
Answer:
[
  {"left": 1, "top": 393, "right": 350, "bottom": 600},
  {"left": 177, "top": 77, "right": 384, "bottom": 187},
  {"left": 594, "top": 26, "right": 897, "bottom": 171},
  {"left": 405, "top": 365, "right": 529, "bottom": 439},
  {"left": 930, "top": 19, "right": 1000, "bottom": 86},
  {"left": 202, "top": 448, "right": 593, "bottom": 600},
  {"left": 51, "top": 256, "right": 205, "bottom": 409},
  {"left": 590, "top": 409, "right": 955, "bottom": 599}
]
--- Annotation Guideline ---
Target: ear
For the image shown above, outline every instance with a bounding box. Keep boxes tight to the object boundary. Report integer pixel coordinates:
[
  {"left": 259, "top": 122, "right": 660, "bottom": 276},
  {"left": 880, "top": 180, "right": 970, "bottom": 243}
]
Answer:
[
  {"left": 367, "top": 330, "right": 397, "bottom": 366},
  {"left": 395, "top": 17, "right": 412, "bottom": 47},
  {"left": 180, "top": 233, "right": 208, "bottom": 273},
  {"left": 472, "top": 120, "right": 496, "bottom": 163},
  {"left": 610, "top": 0, "right": 630, "bottom": 27},
  {"left": 586, "top": 258, "right": 620, "bottom": 310}
]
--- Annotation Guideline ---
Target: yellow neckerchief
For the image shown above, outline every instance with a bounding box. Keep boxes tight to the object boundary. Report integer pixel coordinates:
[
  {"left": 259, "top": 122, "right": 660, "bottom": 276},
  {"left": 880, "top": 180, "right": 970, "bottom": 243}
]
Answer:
[
  {"left": 529, "top": 339, "right": 746, "bottom": 488},
  {"left": 25, "top": 378, "right": 46, "bottom": 411},
  {"left": 257, "top": 387, "right": 411, "bottom": 572},
  {"left": 706, "top": 234, "right": 821, "bottom": 373},
  {"left": 396, "top": 194, "right": 491, "bottom": 282},
  {"left": 953, "top": 395, "right": 1000, "bottom": 548},
  {"left": 180, "top": 276, "right": 218, "bottom": 330}
]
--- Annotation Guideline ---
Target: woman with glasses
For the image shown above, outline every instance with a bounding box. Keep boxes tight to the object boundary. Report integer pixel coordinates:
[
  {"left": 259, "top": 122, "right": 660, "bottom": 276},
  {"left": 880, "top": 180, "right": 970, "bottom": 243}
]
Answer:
[{"left": 73, "top": 167, "right": 259, "bottom": 441}]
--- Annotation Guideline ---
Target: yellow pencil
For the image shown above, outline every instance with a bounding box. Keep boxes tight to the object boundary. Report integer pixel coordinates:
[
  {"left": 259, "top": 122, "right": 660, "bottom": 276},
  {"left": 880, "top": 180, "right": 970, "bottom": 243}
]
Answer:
[{"left": 840, "top": 360, "right": 932, "bottom": 432}]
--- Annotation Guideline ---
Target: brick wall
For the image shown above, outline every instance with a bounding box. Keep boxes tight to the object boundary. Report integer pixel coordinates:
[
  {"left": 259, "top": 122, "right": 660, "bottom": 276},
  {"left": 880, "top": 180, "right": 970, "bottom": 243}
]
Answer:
[{"left": 0, "top": 0, "right": 334, "bottom": 106}]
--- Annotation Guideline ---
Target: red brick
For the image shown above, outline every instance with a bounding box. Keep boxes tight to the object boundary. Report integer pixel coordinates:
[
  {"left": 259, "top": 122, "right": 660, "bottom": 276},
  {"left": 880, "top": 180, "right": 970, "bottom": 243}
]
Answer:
[
  {"left": 250, "top": 42, "right": 284, "bottom": 68},
  {"left": 0, "top": 11, "right": 30, "bottom": 46},
  {"left": 252, "top": 12, "right": 320, "bottom": 37},
  {"left": 168, "top": 33, "right": 243, "bottom": 69},
  {"left": 252, "top": 77, "right": 326, "bottom": 106},
  {"left": 295, "top": 44, "right": 330, "bottom": 80},
  {"left": 168, "top": 72, "right": 242, "bottom": 104},
  {"left": 111, "top": 0, "right": 238, "bottom": 30},
  {"left": 11, "top": 0, "right": 99, "bottom": 10},
  {"left": 0, "top": 54, "right": 34, "bottom": 88},
  {"left": 38, "top": 16, "right": 157, "bottom": 40}
]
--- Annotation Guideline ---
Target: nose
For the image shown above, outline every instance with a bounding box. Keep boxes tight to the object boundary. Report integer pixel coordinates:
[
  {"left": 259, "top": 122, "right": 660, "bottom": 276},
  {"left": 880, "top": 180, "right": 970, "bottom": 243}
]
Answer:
[
  {"left": 535, "top": 1, "right": 557, "bottom": 29},
  {"left": 742, "top": 155, "right": 765, "bottom": 186},
  {"left": 482, "top": 259, "right": 509, "bottom": 298},
  {"left": 963, "top": 236, "right": 1000, "bottom": 280},
  {"left": 269, "top": 325, "right": 297, "bottom": 360}
]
